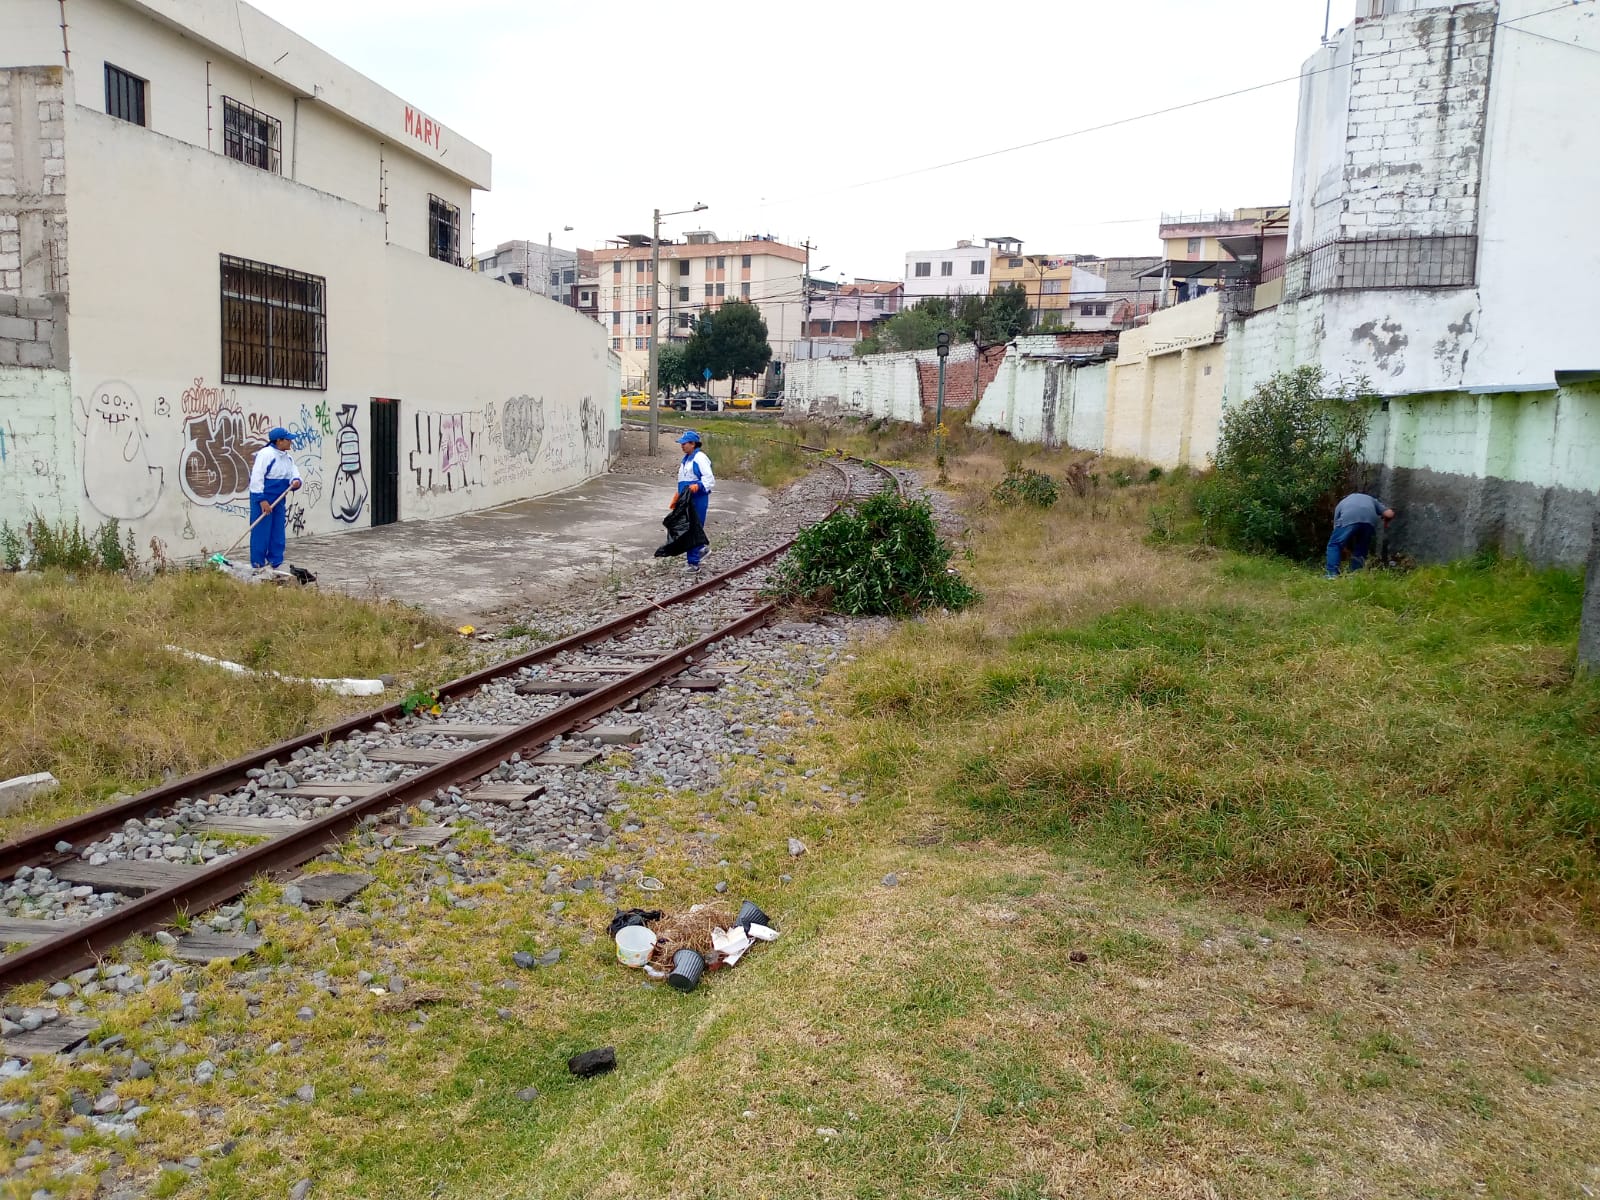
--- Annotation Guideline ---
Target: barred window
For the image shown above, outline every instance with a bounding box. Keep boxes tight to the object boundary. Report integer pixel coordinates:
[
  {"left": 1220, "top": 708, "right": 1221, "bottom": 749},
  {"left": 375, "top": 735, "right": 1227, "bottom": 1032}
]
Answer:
[
  {"left": 222, "top": 97, "right": 281, "bottom": 173},
  {"left": 428, "top": 195, "right": 461, "bottom": 265},
  {"left": 220, "top": 255, "right": 327, "bottom": 390},
  {"left": 104, "top": 64, "right": 146, "bottom": 126}
]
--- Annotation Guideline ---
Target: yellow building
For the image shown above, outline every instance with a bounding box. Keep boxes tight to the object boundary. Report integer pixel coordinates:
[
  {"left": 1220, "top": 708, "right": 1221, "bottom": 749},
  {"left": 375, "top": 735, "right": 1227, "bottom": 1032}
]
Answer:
[{"left": 985, "top": 237, "right": 1076, "bottom": 326}]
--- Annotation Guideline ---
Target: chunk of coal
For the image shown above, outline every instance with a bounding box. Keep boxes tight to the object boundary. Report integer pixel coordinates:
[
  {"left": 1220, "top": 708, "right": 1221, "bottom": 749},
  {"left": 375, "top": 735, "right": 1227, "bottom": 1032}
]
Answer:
[{"left": 567, "top": 1046, "right": 617, "bottom": 1078}]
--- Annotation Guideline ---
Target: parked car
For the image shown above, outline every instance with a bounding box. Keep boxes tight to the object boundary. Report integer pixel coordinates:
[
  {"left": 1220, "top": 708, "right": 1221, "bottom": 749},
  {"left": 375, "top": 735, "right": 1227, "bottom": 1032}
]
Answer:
[
  {"left": 620, "top": 390, "right": 650, "bottom": 409},
  {"left": 755, "top": 394, "right": 784, "bottom": 409},
  {"left": 728, "top": 393, "right": 762, "bottom": 409},
  {"left": 670, "top": 390, "right": 721, "bottom": 412}
]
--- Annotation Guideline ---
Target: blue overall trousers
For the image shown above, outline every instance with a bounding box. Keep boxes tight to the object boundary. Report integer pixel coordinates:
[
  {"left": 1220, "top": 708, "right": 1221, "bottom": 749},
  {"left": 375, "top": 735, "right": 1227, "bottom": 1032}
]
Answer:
[
  {"left": 677, "top": 459, "right": 710, "bottom": 567},
  {"left": 249, "top": 476, "right": 293, "bottom": 569}
]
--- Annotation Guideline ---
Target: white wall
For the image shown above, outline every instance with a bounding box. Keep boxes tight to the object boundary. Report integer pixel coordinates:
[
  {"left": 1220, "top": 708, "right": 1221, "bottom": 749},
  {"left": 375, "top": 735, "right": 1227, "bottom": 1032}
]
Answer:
[
  {"left": 1276, "top": 0, "right": 1599, "bottom": 396},
  {"left": 33, "top": 104, "right": 609, "bottom": 554},
  {"left": 971, "top": 350, "right": 1108, "bottom": 453},
  {"left": 1470, "top": 0, "right": 1600, "bottom": 389},
  {"left": 0, "top": 0, "right": 483, "bottom": 249},
  {"left": 785, "top": 352, "right": 924, "bottom": 425},
  {"left": 0, "top": 366, "right": 75, "bottom": 523}
]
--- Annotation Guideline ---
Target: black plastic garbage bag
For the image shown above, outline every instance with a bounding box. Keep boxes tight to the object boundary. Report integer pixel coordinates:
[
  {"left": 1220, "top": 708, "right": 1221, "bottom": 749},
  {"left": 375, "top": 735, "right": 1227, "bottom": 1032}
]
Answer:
[{"left": 654, "top": 493, "right": 709, "bottom": 558}]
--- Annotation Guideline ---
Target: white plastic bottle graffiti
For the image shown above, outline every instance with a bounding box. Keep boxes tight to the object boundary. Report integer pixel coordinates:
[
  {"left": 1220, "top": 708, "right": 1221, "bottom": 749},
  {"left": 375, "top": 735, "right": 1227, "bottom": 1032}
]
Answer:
[
  {"left": 330, "top": 404, "right": 368, "bottom": 522},
  {"left": 75, "top": 383, "right": 164, "bottom": 520}
]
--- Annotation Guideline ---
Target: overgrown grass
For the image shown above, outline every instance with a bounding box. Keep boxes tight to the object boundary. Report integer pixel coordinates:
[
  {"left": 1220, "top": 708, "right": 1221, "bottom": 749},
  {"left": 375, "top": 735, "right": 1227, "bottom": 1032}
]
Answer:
[
  {"left": 670, "top": 416, "right": 811, "bottom": 489},
  {"left": 0, "top": 568, "right": 465, "bottom": 837},
  {"left": 829, "top": 450, "right": 1600, "bottom": 936}
]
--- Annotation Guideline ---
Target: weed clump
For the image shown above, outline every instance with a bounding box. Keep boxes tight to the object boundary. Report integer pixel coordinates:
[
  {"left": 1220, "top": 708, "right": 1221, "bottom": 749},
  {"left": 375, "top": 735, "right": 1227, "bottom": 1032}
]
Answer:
[
  {"left": 768, "top": 491, "right": 979, "bottom": 616},
  {"left": 1197, "top": 365, "right": 1370, "bottom": 558},
  {"left": 991, "top": 466, "right": 1060, "bottom": 508},
  {"left": 1, "top": 513, "right": 140, "bottom": 573}
]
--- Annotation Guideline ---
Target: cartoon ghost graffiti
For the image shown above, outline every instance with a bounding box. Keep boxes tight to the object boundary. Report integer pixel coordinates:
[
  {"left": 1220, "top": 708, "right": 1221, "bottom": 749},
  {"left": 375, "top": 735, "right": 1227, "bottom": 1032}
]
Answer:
[{"left": 75, "top": 383, "right": 164, "bottom": 520}]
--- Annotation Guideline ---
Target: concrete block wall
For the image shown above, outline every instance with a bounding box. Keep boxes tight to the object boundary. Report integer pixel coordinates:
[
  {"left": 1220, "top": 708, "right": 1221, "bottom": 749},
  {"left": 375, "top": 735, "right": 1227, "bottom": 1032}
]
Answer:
[
  {"left": 0, "top": 364, "right": 76, "bottom": 523},
  {"left": 0, "top": 67, "right": 69, "bottom": 299},
  {"left": 971, "top": 354, "right": 1108, "bottom": 453},
  {"left": 785, "top": 351, "right": 924, "bottom": 424},
  {"left": 1363, "top": 382, "right": 1600, "bottom": 567},
  {"left": 0, "top": 293, "right": 66, "bottom": 368},
  {"left": 1341, "top": 4, "right": 1495, "bottom": 241}
]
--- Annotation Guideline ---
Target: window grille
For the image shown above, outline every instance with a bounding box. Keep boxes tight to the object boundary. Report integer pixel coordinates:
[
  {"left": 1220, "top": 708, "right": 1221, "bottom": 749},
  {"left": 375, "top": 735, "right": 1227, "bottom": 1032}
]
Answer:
[
  {"left": 220, "top": 255, "right": 327, "bottom": 390},
  {"left": 222, "top": 97, "right": 281, "bottom": 173}
]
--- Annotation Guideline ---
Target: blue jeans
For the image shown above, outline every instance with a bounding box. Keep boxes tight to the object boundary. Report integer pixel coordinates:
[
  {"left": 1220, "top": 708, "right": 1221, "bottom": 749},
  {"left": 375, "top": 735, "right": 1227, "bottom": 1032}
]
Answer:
[
  {"left": 1326, "top": 522, "right": 1375, "bottom": 577},
  {"left": 676, "top": 483, "right": 709, "bottom": 565},
  {"left": 250, "top": 477, "right": 293, "bottom": 568}
]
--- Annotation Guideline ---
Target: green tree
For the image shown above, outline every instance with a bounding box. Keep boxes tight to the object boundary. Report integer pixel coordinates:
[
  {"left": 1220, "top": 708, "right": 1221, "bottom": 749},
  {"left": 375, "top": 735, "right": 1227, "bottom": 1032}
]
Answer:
[
  {"left": 1196, "top": 365, "right": 1372, "bottom": 558},
  {"left": 864, "top": 288, "right": 1035, "bottom": 354},
  {"left": 685, "top": 299, "right": 772, "bottom": 392},
  {"left": 981, "top": 283, "right": 1032, "bottom": 342},
  {"left": 873, "top": 297, "right": 963, "bottom": 352},
  {"left": 657, "top": 343, "right": 693, "bottom": 395}
]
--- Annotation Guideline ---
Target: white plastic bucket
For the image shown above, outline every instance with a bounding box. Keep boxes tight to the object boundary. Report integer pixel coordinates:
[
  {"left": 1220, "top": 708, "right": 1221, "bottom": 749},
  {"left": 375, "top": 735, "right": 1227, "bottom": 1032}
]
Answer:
[{"left": 615, "top": 925, "right": 657, "bottom": 968}]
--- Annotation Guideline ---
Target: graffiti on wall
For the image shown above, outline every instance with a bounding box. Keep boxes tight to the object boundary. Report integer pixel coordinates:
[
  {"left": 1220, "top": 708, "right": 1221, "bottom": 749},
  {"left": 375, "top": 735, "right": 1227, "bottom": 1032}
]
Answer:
[
  {"left": 75, "top": 382, "right": 165, "bottom": 520},
  {"left": 487, "top": 395, "right": 543, "bottom": 486},
  {"left": 579, "top": 396, "right": 607, "bottom": 474},
  {"left": 329, "top": 404, "right": 368, "bottom": 523},
  {"left": 408, "top": 409, "right": 483, "bottom": 493},
  {"left": 502, "top": 396, "right": 547, "bottom": 463},
  {"left": 177, "top": 378, "right": 268, "bottom": 506}
]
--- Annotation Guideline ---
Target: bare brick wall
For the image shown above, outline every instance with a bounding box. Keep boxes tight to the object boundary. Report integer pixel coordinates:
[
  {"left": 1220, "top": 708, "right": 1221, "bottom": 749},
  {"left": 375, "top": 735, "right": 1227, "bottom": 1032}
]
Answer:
[
  {"left": 915, "top": 346, "right": 1007, "bottom": 413},
  {"left": 0, "top": 66, "right": 68, "bottom": 369}
]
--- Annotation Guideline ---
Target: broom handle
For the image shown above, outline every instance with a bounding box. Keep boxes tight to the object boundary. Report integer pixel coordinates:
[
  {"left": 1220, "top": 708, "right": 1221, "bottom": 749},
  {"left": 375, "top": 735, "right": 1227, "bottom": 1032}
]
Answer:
[{"left": 221, "top": 489, "right": 291, "bottom": 558}]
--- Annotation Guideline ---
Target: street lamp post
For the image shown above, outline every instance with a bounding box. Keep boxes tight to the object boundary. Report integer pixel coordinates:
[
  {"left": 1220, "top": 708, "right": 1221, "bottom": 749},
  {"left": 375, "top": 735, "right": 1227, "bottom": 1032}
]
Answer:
[{"left": 647, "top": 202, "right": 707, "bottom": 457}]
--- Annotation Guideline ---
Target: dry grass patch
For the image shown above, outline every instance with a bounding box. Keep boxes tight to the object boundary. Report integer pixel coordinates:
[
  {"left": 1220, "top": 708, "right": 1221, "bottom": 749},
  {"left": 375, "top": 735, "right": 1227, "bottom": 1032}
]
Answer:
[{"left": 0, "top": 568, "right": 464, "bottom": 838}]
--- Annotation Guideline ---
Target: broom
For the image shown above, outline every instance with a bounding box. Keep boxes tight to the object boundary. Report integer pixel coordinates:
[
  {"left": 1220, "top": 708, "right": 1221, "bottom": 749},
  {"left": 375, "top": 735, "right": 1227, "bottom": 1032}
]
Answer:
[{"left": 209, "top": 490, "right": 293, "bottom": 566}]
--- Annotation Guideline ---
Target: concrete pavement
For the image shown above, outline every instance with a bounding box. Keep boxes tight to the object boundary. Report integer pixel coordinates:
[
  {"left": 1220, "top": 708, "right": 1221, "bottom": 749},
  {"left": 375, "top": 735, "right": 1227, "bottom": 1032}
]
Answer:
[{"left": 285, "top": 473, "right": 768, "bottom": 627}]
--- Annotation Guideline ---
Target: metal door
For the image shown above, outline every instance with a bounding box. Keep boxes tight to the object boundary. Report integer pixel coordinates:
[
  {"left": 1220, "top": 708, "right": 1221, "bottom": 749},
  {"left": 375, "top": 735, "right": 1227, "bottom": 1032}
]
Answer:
[{"left": 369, "top": 398, "right": 400, "bottom": 527}]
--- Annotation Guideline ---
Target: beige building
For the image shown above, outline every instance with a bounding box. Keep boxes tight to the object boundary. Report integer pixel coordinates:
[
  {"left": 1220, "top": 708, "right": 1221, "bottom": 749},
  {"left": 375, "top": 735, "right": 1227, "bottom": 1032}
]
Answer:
[
  {"left": 1, "top": 0, "right": 617, "bottom": 553},
  {"left": 985, "top": 237, "right": 1076, "bottom": 325},
  {"left": 590, "top": 233, "right": 806, "bottom": 391}
]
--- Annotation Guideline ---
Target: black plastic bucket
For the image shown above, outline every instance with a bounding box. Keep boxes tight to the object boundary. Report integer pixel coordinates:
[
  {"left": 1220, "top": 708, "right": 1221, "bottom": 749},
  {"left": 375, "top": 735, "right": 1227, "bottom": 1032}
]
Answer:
[{"left": 667, "top": 948, "right": 706, "bottom": 992}]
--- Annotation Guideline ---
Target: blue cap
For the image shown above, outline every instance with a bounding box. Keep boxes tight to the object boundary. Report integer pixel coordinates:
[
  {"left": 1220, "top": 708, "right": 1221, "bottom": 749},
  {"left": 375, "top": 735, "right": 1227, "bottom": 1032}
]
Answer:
[
  {"left": 267, "top": 426, "right": 291, "bottom": 443},
  {"left": 676, "top": 430, "right": 702, "bottom": 445}
]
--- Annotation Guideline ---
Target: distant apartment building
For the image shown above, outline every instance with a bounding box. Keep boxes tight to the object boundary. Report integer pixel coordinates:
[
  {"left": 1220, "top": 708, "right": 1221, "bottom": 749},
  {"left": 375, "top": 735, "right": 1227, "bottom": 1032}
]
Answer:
[
  {"left": 0, "top": 0, "right": 616, "bottom": 554},
  {"left": 904, "top": 240, "right": 990, "bottom": 299},
  {"left": 474, "top": 239, "right": 578, "bottom": 304},
  {"left": 575, "top": 250, "right": 599, "bottom": 320},
  {"left": 588, "top": 231, "right": 805, "bottom": 390}
]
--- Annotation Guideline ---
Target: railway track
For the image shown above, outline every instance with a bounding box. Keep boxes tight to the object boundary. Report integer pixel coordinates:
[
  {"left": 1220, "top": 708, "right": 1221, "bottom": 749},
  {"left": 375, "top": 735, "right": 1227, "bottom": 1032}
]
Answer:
[{"left": 0, "top": 451, "right": 901, "bottom": 990}]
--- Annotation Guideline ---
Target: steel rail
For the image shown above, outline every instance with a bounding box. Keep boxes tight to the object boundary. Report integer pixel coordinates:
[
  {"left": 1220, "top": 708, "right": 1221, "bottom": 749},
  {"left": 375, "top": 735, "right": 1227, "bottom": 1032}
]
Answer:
[
  {"left": 0, "top": 450, "right": 903, "bottom": 984},
  {"left": 0, "top": 459, "right": 856, "bottom": 877},
  {"left": 0, "top": 604, "right": 777, "bottom": 986}
]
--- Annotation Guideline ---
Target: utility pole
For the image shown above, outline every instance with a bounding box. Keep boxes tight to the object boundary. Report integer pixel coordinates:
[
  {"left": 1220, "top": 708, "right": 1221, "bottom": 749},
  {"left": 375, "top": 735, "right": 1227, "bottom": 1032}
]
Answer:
[
  {"left": 935, "top": 329, "right": 950, "bottom": 483},
  {"left": 802, "top": 239, "right": 814, "bottom": 361},
  {"left": 647, "top": 209, "right": 663, "bottom": 456},
  {"left": 646, "top": 203, "right": 706, "bottom": 457}
]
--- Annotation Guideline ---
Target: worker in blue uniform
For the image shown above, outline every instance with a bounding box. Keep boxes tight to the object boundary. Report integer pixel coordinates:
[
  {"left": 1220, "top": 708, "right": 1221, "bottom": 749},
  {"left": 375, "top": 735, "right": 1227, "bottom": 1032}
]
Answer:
[
  {"left": 675, "top": 430, "right": 715, "bottom": 571},
  {"left": 247, "top": 426, "right": 303, "bottom": 572}
]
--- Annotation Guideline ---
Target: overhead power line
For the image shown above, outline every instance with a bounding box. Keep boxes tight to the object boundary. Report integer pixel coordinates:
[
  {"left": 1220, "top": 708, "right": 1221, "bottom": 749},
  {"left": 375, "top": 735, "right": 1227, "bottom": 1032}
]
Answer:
[{"left": 760, "top": 0, "right": 1593, "bottom": 207}]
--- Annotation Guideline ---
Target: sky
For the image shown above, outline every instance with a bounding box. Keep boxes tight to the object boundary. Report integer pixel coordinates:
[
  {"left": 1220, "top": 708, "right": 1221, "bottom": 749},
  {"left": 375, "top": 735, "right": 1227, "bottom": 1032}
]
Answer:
[{"left": 248, "top": 0, "right": 1342, "bottom": 281}]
